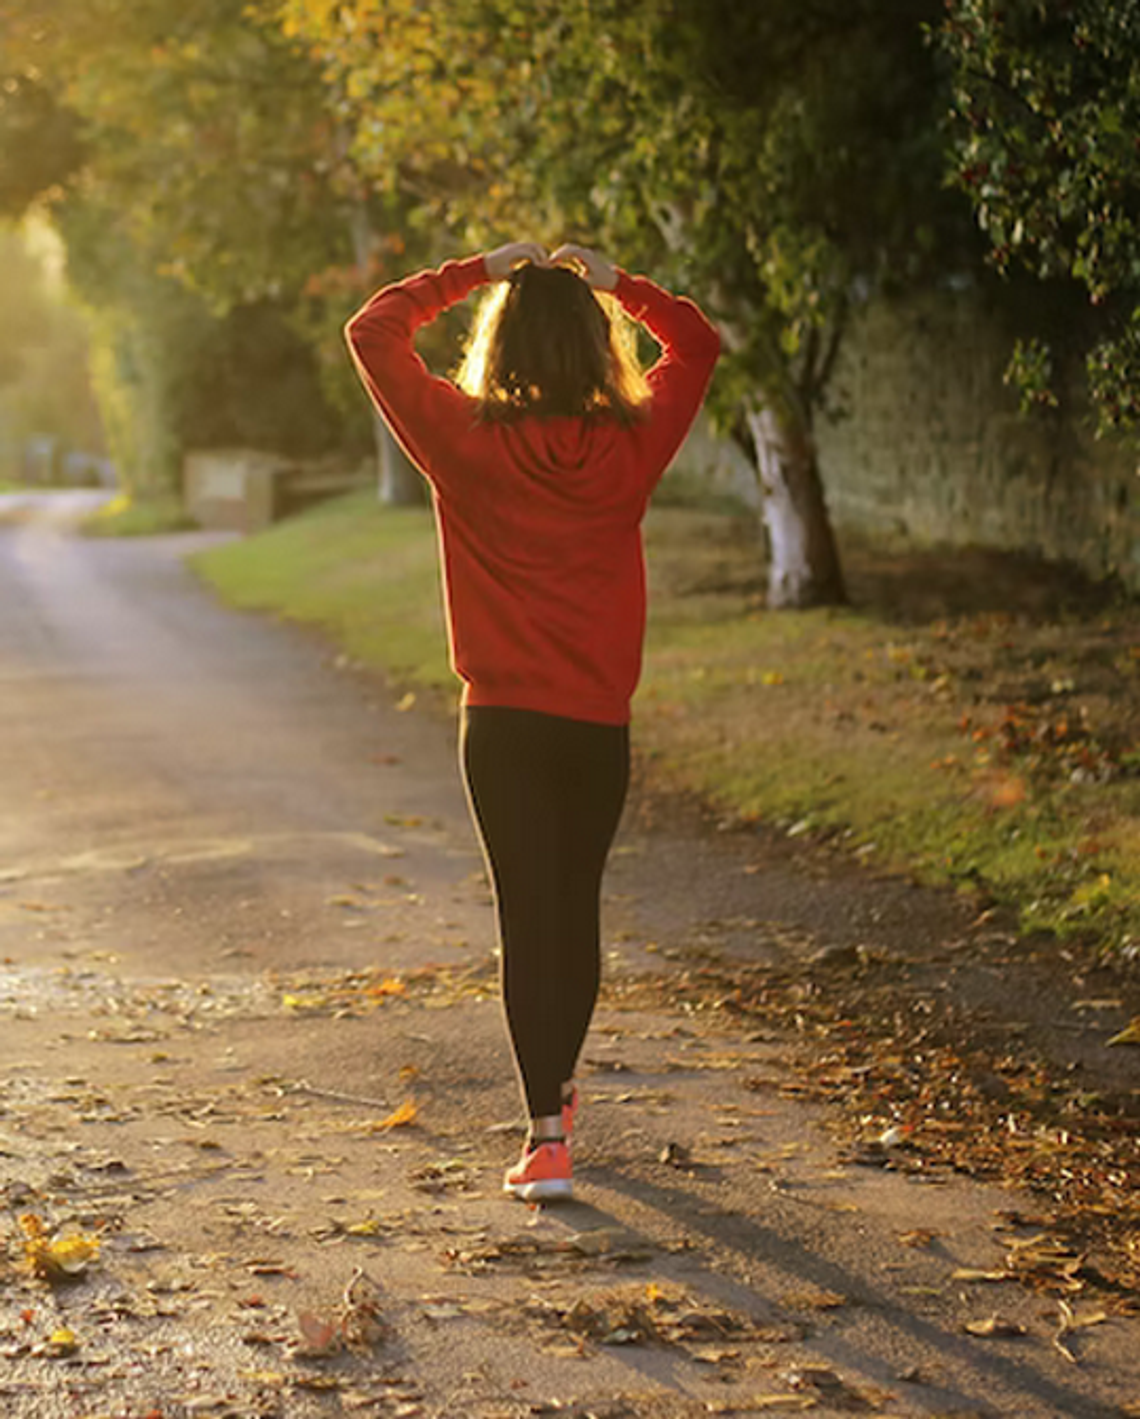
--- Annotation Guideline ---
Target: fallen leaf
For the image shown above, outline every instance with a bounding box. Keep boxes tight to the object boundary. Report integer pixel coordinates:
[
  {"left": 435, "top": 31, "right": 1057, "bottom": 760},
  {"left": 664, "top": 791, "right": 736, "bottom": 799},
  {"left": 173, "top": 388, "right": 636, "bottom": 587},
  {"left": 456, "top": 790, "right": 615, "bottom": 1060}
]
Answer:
[
  {"left": 600, "top": 1326, "right": 640, "bottom": 1345},
  {"left": 44, "top": 1327, "right": 79, "bottom": 1356},
  {"left": 290, "top": 1374, "right": 344, "bottom": 1392},
  {"left": 365, "top": 978, "right": 407, "bottom": 1000},
  {"left": 1106, "top": 1017, "right": 1140, "bottom": 1047},
  {"left": 294, "top": 1311, "right": 341, "bottom": 1357},
  {"left": 19, "top": 1214, "right": 100, "bottom": 1281},
  {"left": 964, "top": 1315, "right": 1026, "bottom": 1338},
  {"left": 1063, "top": 1308, "right": 1108, "bottom": 1329},
  {"left": 343, "top": 1216, "right": 386, "bottom": 1237},
  {"left": 1053, "top": 1298, "right": 1109, "bottom": 1363},
  {"left": 951, "top": 1268, "right": 1011, "bottom": 1282},
  {"left": 374, "top": 1099, "right": 418, "bottom": 1131}
]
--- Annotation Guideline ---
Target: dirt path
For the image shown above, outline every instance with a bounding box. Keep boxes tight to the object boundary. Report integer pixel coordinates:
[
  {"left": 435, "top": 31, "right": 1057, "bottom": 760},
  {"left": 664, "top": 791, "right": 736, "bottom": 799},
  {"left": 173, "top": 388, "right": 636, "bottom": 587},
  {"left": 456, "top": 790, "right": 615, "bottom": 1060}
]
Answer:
[{"left": 0, "top": 493, "right": 1137, "bottom": 1418}]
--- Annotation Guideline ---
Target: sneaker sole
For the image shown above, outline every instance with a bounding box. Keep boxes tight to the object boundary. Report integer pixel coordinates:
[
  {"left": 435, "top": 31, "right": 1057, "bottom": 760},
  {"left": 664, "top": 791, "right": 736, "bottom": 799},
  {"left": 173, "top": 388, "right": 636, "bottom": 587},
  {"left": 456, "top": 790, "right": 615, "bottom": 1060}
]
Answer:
[{"left": 504, "top": 1178, "right": 574, "bottom": 1202}]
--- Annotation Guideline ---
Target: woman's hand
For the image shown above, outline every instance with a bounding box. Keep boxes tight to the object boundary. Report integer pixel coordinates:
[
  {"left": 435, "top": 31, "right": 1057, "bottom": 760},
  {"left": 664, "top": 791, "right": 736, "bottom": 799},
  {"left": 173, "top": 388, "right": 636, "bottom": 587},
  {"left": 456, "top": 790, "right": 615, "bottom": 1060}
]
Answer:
[
  {"left": 550, "top": 243, "right": 618, "bottom": 292},
  {"left": 483, "top": 241, "right": 548, "bottom": 281}
]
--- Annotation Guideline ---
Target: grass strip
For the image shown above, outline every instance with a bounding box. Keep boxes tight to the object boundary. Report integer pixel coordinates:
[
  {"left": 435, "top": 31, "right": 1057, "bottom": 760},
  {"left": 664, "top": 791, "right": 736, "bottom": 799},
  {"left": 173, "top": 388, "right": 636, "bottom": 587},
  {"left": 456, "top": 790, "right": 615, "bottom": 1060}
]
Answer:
[{"left": 191, "top": 489, "right": 1140, "bottom": 956}]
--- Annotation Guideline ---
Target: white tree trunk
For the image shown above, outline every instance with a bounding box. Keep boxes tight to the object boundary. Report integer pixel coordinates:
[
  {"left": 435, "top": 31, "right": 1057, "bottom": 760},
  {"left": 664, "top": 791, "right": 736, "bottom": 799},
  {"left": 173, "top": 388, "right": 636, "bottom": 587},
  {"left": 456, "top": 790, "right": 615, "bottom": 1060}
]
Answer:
[
  {"left": 746, "top": 406, "right": 846, "bottom": 609},
  {"left": 348, "top": 205, "right": 424, "bottom": 508},
  {"left": 374, "top": 417, "right": 423, "bottom": 507}
]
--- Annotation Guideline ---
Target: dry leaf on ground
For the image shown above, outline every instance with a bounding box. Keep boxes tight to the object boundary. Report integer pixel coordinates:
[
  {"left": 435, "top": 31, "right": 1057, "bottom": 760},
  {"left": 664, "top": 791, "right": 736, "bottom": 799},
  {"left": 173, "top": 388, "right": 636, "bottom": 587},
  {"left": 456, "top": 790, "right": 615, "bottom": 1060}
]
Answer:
[
  {"left": 1106, "top": 1017, "right": 1140, "bottom": 1046},
  {"left": 963, "top": 1315, "right": 1027, "bottom": 1338},
  {"left": 373, "top": 1099, "right": 418, "bottom": 1131},
  {"left": 18, "top": 1214, "right": 100, "bottom": 1282}
]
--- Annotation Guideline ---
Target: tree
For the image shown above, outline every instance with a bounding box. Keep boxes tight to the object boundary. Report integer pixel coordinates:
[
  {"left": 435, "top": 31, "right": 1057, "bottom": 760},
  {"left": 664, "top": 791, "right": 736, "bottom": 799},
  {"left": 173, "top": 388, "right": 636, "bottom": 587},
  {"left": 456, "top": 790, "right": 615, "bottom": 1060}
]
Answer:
[
  {"left": 937, "top": 0, "right": 1140, "bottom": 430},
  {"left": 1, "top": 0, "right": 387, "bottom": 498},
  {"left": 0, "top": 74, "right": 86, "bottom": 215},
  {"left": 0, "top": 223, "right": 102, "bottom": 473},
  {"left": 275, "top": 0, "right": 971, "bottom": 607}
]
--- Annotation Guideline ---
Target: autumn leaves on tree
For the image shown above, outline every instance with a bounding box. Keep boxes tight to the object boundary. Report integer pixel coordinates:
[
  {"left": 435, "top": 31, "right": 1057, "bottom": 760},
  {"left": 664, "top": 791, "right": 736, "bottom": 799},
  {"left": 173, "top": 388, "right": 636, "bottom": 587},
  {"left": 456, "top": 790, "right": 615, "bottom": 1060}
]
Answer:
[{"left": 4, "top": 0, "right": 1139, "bottom": 603}]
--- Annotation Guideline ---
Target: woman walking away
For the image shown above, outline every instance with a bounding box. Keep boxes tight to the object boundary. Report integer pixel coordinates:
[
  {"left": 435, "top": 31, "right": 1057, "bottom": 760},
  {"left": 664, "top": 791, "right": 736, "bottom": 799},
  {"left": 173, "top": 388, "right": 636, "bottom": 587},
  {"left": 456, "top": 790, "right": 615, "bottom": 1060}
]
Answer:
[{"left": 345, "top": 239, "right": 719, "bottom": 1202}]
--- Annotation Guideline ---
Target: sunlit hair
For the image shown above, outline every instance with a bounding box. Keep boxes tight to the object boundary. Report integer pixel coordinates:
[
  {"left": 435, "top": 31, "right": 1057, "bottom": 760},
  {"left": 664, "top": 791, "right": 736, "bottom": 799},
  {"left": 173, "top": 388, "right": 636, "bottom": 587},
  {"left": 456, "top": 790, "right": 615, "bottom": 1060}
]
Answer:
[{"left": 456, "top": 262, "right": 649, "bottom": 423}]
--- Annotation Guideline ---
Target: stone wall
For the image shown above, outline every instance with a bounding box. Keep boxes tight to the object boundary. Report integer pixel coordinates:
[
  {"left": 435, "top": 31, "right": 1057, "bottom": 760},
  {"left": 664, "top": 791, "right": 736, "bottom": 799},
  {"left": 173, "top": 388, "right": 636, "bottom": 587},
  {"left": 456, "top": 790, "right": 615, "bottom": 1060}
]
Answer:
[
  {"left": 671, "top": 287, "right": 1139, "bottom": 592},
  {"left": 183, "top": 449, "right": 371, "bottom": 532}
]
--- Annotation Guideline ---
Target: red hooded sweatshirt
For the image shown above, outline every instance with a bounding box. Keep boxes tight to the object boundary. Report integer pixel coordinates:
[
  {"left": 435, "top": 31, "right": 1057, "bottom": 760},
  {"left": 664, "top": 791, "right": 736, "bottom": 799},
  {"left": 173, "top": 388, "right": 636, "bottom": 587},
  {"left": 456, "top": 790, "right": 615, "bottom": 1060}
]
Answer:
[{"left": 345, "top": 255, "right": 720, "bottom": 725}]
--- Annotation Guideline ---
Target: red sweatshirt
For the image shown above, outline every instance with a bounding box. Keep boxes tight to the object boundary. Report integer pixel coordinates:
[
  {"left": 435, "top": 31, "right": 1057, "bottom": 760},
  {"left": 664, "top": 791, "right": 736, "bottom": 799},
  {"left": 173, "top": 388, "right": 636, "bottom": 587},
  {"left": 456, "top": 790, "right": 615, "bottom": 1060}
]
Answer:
[{"left": 345, "top": 255, "right": 720, "bottom": 725}]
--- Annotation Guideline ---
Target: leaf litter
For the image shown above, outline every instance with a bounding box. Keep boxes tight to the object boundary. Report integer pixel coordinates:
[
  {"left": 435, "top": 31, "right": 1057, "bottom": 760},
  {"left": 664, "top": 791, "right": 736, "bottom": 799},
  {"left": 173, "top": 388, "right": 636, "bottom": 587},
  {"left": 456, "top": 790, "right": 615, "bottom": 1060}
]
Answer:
[
  {"left": 603, "top": 951, "right": 1140, "bottom": 1303},
  {"left": 515, "top": 1280, "right": 800, "bottom": 1358}
]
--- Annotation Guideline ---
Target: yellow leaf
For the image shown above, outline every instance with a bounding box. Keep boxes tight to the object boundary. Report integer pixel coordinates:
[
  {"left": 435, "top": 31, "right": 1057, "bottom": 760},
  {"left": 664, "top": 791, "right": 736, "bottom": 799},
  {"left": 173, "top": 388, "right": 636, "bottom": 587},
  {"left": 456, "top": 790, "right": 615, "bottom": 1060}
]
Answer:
[
  {"left": 1107, "top": 1016, "right": 1140, "bottom": 1047},
  {"left": 241, "top": 1370, "right": 288, "bottom": 1387},
  {"left": 19, "top": 1215, "right": 100, "bottom": 1280},
  {"left": 964, "top": 1315, "right": 1026, "bottom": 1337},
  {"left": 45, "top": 1327, "right": 78, "bottom": 1355},
  {"left": 47, "top": 1233, "right": 101, "bottom": 1274},
  {"left": 344, "top": 1217, "right": 384, "bottom": 1236}
]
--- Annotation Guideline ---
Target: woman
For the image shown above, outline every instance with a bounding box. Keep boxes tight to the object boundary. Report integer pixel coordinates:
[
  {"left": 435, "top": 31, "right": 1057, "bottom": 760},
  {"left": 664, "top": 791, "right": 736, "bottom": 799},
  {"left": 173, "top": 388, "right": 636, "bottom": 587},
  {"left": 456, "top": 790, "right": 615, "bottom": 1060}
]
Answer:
[{"left": 346, "top": 239, "right": 719, "bottom": 1201}]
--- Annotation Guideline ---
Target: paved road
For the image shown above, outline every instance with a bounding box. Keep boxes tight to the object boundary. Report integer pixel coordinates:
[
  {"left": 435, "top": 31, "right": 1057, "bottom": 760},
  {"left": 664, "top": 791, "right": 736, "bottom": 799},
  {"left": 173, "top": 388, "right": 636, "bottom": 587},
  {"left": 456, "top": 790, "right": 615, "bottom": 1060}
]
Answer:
[
  {"left": 0, "top": 491, "right": 488, "bottom": 982},
  {"left": 0, "top": 492, "right": 1136, "bottom": 1419}
]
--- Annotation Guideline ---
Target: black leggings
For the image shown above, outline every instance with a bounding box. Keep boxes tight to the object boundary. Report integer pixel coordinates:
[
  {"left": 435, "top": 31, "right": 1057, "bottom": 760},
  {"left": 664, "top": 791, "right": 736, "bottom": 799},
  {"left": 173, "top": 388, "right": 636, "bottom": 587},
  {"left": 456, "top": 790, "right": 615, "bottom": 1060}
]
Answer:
[{"left": 461, "top": 706, "right": 630, "bottom": 1119}]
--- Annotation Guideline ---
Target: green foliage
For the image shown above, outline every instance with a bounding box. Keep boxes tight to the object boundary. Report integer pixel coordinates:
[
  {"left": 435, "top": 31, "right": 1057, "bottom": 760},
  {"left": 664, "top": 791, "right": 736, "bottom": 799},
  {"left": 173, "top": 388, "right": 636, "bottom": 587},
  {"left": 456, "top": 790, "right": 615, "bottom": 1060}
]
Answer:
[
  {"left": 0, "top": 76, "right": 86, "bottom": 217},
  {"left": 3, "top": 0, "right": 371, "bottom": 495},
  {"left": 0, "top": 222, "right": 102, "bottom": 467},
  {"left": 1004, "top": 335, "right": 1060, "bottom": 413},
  {"left": 277, "top": 0, "right": 967, "bottom": 425},
  {"left": 938, "top": 0, "right": 1140, "bottom": 431}
]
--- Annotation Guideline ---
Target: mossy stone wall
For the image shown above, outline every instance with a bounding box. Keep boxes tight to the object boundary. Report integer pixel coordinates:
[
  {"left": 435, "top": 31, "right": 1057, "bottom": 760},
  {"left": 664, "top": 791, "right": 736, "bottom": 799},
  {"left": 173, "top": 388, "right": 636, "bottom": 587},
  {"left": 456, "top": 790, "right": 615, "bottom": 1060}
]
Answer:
[{"left": 673, "top": 287, "right": 1139, "bottom": 592}]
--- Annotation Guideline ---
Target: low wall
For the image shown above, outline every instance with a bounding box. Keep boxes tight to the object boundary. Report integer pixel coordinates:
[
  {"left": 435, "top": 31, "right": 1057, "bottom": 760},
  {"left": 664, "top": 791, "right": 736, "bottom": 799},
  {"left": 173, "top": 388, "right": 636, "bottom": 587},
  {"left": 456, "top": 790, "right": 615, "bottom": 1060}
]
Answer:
[
  {"left": 184, "top": 449, "right": 371, "bottom": 532},
  {"left": 669, "top": 288, "right": 1138, "bottom": 593},
  {"left": 814, "top": 289, "right": 1138, "bottom": 590}
]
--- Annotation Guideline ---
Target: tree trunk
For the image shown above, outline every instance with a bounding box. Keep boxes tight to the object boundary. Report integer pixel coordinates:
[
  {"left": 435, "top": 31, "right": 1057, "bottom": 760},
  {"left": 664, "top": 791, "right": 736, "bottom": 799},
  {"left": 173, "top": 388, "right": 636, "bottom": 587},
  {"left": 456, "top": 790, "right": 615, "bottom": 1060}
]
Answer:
[
  {"left": 348, "top": 203, "right": 424, "bottom": 508},
  {"left": 746, "top": 405, "right": 846, "bottom": 609},
  {"left": 374, "top": 416, "right": 424, "bottom": 507}
]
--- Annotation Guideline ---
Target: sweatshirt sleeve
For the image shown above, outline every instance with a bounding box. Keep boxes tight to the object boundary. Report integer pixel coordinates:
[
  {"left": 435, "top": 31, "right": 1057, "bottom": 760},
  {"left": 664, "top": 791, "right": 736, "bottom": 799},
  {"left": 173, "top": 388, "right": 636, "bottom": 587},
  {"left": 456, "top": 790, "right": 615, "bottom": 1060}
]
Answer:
[
  {"left": 344, "top": 255, "right": 490, "bottom": 480},
  {"left": 613, "top": 270, "right": 721, "bottom": 487}
]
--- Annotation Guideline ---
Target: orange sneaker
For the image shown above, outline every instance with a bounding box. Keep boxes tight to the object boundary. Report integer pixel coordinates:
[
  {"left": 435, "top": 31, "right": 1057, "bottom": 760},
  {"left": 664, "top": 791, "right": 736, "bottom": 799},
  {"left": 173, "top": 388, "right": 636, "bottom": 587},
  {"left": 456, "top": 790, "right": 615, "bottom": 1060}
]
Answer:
[{"left": 503, "top": 1140, "right": 573, "bottom": 1202}]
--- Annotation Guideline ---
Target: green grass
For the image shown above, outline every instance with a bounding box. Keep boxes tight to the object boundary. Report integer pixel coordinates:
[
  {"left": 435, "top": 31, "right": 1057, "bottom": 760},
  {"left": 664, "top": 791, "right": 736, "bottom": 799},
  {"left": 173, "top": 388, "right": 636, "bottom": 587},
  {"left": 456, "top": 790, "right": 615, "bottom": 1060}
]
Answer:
[
  {"left": 191, "top": 490, "right": 1140, "bottom": 957},
  {"left": 192, "top": 492, "right": 451, "bottom": 694}
]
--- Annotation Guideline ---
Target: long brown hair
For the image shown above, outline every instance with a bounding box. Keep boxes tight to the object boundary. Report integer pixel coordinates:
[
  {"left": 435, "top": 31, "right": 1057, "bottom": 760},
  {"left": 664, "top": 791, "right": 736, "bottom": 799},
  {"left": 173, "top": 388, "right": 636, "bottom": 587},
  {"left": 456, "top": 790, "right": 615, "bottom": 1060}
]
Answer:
[{"left": 456, "top": 262, "right": 648, "bottom": 423}]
